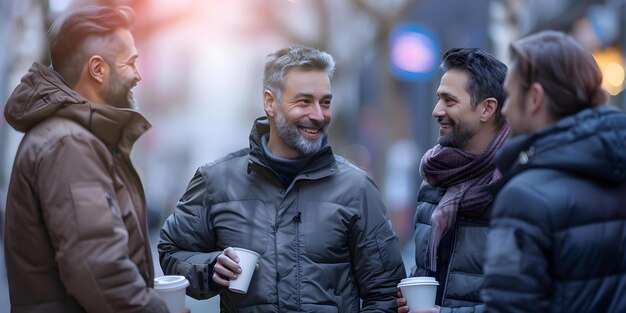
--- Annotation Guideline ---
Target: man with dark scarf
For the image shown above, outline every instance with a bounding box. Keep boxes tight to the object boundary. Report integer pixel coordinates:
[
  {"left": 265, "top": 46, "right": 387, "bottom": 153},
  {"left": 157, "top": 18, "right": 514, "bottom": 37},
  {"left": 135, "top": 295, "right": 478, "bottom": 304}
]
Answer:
[{"left": 397, "top": 48, "right": 508, "bottom": 313}]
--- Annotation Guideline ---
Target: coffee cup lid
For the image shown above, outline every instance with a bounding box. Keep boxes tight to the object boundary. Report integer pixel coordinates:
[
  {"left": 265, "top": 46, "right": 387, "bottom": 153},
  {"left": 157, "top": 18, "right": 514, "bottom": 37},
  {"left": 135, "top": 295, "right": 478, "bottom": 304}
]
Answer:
[
  {"left": 154, "top": 275, "right": 190, "bottom": 291},
  {"left": 398, "top": 276, "right": 439, "bottom": 287}
]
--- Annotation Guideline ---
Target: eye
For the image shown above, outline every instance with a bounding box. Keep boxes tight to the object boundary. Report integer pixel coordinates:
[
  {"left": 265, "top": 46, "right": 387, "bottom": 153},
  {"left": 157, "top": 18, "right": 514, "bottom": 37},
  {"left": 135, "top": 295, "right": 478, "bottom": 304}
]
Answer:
[
  {"left": 297, "top": 98, "right": 311, "bottom": 104},
  {"left": 321, "top": 99, "right": 331, "bottom": 108}
]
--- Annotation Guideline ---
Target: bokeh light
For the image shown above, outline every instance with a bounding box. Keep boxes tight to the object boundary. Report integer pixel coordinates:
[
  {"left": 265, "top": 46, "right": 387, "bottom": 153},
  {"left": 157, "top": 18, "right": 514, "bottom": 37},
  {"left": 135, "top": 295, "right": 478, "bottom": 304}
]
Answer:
[
  {"left": 389, "top": 24, "right": 439, "bottom": 81},
  {"left": 593, "top": 47, "right": 625, "bottom": 96}
]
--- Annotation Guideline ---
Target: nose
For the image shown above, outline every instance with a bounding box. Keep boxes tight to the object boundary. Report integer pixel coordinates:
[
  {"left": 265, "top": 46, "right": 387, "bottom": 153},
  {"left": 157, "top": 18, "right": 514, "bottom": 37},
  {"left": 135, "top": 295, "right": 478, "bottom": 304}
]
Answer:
[
  {"left": 134, "top": 68, "right": 142, "bottom": 82},
  {"left": 309, "top": 102, "right": 324, "bottom": 122},
  {"left": 432, "top": 100, "right": 445, "bottom": 118},
  {"left": 501, "top": 100, "right": 510, "bottom": 117}
]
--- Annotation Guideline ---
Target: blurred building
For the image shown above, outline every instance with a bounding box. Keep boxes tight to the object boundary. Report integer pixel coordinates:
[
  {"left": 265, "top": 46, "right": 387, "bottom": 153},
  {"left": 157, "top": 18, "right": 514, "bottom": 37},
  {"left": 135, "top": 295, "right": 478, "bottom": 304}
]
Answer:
[{"left": 1, "top": 0, "right": 624, "bottom": 311}]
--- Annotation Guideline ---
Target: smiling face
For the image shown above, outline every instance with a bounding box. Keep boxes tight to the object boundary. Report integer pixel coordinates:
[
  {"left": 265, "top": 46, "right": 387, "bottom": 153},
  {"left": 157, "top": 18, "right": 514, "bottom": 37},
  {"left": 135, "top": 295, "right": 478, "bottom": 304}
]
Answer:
[
  {"left": 432, "top": 69, "right": 483, "bottom": 150},
  {"left": 266, "top": 68, "right": 332, "bottom": 158},
  {"left": 102, "top": 29, "right": 142, "bottom": 109}
]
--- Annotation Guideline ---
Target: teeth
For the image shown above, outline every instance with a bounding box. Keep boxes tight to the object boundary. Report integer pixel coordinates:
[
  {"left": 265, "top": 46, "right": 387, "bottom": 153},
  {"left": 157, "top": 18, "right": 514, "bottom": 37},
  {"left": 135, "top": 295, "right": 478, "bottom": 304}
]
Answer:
[{"left": 301, "top": 127, "right": 320, "bottom": 134}]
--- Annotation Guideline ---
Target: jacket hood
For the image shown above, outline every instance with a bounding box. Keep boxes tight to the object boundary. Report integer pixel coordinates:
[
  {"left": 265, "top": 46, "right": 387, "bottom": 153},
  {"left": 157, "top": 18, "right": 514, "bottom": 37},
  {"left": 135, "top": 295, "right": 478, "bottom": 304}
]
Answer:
[
  {"left": 4, "top": 62, "right": 151, "bottom": 153},
  {"left": 4, "top": 62, "right": 86, "bottom": 132},
  {"left": 496, "top": 105, "right": 626, "bottom": 183}
]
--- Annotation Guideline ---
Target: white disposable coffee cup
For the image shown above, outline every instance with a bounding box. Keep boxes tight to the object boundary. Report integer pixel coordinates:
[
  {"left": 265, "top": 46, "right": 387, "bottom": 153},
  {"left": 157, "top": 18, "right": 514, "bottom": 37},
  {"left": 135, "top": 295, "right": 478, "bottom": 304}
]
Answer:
[
  {"left": 228, "top": 247, "right": 261, "bottom": 294},
  {"left": 398, "top": 276, "right": 439, "bottom": 310},
  {"left": 154, "top": 275, "right": 189, "bottom": 313}
]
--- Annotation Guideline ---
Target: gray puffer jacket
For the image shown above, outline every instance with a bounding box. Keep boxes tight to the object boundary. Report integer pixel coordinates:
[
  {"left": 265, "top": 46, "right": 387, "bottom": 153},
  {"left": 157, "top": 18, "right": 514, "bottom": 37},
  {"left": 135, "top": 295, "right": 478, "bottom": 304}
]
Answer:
[
  {"left": 412, "top": 182, "right": 487, "bottom": 313},
  {"left": 159, "top": 117, "right": 405, "bottom": 312}
]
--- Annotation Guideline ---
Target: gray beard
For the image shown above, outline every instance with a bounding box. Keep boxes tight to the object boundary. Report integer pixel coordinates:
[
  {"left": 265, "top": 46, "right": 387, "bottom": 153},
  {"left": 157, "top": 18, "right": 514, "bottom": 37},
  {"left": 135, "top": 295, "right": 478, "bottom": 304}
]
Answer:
[{"left": 274, "top": 110, "right": 326, "bottom": 156}]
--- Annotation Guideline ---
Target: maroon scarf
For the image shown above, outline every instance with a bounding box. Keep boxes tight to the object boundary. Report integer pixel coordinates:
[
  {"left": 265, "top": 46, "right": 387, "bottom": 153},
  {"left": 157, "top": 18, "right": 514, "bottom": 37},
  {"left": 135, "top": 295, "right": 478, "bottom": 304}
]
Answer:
[{"left": 420, "top": 123, "right": 509, "bottom": 272}]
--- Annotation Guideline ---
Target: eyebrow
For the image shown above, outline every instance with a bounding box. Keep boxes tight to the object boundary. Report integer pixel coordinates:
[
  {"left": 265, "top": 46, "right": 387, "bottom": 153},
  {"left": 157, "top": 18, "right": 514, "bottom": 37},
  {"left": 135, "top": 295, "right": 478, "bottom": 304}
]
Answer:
[
  {"left": 126, "top": 54, "right": 138, "bottom": 63},
  {"left": 437, "top": 91, "right": 458, "bottom": 101},
  {"left": 294, "top": 93, "right": 333, "bottom": 100}
]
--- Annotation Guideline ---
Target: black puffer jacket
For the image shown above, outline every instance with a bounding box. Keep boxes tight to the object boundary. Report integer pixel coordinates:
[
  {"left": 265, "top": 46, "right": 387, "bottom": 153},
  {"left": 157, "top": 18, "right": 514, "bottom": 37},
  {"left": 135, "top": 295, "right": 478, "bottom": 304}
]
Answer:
[
  {"left": 482, "top": 106, "right": 626, "bottom": 312},
  {"left": 412, "top": 182, "right": 487, "bottom": 313}
]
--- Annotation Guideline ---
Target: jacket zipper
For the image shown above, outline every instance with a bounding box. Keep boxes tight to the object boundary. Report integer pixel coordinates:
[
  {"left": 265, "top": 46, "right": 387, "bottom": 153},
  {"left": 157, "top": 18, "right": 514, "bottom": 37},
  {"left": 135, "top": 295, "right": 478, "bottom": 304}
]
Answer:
[
  {"left": 114, "top": 148, "right": 154, "bottom": 282},
  {"left": 293, "top": 186, "right": 302, "bottom": 311},
  {"left": 440, "top": 225, "right": 458, "bottom": 304}
]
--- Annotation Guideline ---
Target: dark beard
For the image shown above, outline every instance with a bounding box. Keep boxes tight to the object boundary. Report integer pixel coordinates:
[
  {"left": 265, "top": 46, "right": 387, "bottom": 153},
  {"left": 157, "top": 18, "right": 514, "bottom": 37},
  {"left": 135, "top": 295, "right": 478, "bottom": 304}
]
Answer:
[
  {"left": 438, "top": 122, "right": 475, "bottom": 149},
  {"left": 104, "top": 69, "right": 135, "bottom": 109}
]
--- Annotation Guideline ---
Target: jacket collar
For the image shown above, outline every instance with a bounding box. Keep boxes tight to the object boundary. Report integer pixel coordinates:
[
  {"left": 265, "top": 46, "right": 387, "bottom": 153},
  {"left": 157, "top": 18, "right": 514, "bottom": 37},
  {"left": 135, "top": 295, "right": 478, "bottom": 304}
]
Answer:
[
  {"left": 248, "top": 116, "right": 335, "bottom": 176},
  {"left": 493, "top": 105, "right": 626, "bottom": 191},
  {"left": 4, "top": 62, "right": 150, "bottom": 156}
]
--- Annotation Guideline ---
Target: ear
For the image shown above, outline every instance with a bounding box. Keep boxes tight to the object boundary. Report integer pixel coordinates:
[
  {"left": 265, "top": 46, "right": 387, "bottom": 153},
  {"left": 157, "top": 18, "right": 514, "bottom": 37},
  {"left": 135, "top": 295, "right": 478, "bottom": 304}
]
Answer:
[
  {"left": 87, "top": 55, "right": 107, "bottom": 83},
  {"left": 264, "top": 89, "right": 276, "bottom": 118},
  {"left": 478, "top": 97, "right": 498, "bottom": 122},
  {"left": 526, "top": 82, "right": 545, "bottom": 115}
]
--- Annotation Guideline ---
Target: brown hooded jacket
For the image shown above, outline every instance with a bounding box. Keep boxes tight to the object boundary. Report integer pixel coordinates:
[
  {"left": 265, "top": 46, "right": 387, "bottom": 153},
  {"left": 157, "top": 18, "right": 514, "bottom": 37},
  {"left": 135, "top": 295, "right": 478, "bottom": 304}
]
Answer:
[{"left": 3, "top": 62, "right": 168, "bottom": 313}]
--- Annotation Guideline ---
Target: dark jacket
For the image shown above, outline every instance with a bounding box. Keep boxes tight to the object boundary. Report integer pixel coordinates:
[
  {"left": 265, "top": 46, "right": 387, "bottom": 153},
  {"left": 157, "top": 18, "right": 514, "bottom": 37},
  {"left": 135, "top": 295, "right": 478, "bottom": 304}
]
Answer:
[
  {"left": 413, "top": 182, "right": 487, "bottom": 313},
  {"left": 482, "top": 106, "right": 626, "bottom": 313},
  {"left": 159, "top": 117, "right": 405, "bottom": 313},
  {"left": 3, "top": 63, "right": 168, "bottom": 313}
]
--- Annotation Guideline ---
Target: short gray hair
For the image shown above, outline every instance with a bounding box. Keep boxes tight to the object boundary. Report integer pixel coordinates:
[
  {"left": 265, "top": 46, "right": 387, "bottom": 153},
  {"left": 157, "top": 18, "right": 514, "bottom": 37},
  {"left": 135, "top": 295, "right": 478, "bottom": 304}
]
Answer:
[{"left": 263, "top": 45, "right": 335, "bottom": 103}]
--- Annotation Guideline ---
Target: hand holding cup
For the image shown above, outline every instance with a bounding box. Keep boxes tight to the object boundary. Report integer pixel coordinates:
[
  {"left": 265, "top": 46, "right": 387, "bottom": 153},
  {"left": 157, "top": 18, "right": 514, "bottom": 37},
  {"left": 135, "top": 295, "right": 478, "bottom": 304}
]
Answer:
[
  {"left": 212, "top": 247, "right": 260, "bottom": 293},
  {"left": 212, "top": 247, "right": 242, "bottom": 287}
]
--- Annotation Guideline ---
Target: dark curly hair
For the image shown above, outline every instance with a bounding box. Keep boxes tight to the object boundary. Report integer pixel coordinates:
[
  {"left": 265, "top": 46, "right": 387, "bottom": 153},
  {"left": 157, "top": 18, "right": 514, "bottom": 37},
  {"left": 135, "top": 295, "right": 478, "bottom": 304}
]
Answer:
[{"left": 441, "top": 48, "right": 508, "bottom": 126}]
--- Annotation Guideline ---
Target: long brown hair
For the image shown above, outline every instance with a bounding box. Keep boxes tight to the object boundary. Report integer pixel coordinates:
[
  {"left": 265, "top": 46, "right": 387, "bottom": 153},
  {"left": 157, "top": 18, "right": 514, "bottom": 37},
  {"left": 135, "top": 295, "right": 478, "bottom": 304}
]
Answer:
[{"left": 510, "top": 30, "right": 607, "bottom": 119}]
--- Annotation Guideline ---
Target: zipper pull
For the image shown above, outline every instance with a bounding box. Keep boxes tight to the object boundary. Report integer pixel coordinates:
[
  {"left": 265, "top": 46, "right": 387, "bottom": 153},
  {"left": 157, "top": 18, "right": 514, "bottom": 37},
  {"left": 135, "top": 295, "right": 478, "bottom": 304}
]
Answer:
[
  {"left": 292, "top": 212, "right": 302, "bottom": 224},
  {"left": 105, "top": 192, "right": 114, "bottom": 208}
]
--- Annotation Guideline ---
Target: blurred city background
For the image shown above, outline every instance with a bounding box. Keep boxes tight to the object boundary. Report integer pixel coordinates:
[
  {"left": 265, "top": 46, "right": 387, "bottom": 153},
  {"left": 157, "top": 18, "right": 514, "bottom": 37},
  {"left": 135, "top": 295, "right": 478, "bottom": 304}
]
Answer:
[{"left": 1, "top": 0, "right": 625, "bottom": 311}]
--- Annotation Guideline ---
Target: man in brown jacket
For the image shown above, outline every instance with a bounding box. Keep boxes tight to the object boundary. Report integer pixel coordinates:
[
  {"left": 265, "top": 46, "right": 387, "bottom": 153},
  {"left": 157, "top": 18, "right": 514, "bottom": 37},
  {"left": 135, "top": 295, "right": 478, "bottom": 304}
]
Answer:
[{"left": 3, "top": 6, "right": 169, "bottom": 313}]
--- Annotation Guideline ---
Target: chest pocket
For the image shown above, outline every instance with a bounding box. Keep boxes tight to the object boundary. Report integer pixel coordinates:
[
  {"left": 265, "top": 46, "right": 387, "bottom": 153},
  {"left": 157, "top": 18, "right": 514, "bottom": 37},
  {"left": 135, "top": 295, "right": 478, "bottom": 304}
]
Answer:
[
  {"left": 304, "top": 201, "right": 358, "bottom": 263},
  {"left": 210, "top": 200, "right": 271, "bottom": 256}
]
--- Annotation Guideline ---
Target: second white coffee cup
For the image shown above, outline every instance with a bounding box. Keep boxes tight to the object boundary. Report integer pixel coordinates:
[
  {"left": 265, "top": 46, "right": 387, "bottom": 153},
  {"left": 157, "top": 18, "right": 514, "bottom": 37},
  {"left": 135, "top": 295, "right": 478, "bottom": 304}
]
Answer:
[
  {"left": 154, "top": 275, "right": 189, "bottom": 313},
  {"left": 398, "top": 276, "right": 439, "bottom": 310},
  {"left": 228, "top": 247, "right": 260, "bottom": 294}
]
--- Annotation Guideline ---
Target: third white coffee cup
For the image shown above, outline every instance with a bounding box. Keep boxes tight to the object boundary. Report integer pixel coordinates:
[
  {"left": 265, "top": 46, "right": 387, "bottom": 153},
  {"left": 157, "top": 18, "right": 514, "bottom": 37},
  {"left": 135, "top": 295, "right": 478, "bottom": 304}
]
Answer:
[
  {"left": 228, "top": 247, "right": 260, "bottom": 294},
  {"left": 154, "top": 275, "right": 189, "bottom": 313},
  {"left": 398, "top": 276, "right": 439, "bottom": 310}
]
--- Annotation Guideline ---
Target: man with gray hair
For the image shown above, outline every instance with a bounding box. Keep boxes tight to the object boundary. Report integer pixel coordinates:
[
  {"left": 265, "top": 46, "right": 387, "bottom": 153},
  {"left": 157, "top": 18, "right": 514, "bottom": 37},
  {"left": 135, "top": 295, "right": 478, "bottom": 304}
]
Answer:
[{"left": 159, "top": 45, "right": 405, "bottom": 312}]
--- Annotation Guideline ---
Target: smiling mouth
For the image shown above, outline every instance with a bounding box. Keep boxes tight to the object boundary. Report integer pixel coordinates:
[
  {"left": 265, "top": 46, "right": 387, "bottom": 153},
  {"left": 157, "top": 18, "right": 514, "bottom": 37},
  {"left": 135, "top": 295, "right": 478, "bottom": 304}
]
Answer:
[
  {"left": 437, "top": 117, "right": 454, "bottom": 129},
  {"left": 438, "top": 121, "right": 454, "bottom": 136},
  {"left": 299, "top": 126, "right": 321, "bottom": 136}
]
